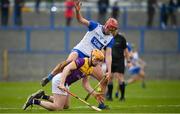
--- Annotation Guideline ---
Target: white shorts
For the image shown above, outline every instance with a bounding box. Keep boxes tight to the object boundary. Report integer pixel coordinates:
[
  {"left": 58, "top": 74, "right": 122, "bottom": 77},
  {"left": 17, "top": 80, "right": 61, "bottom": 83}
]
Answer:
[{"left": 52, "top": 73, "right": 69, "bottom": 96}]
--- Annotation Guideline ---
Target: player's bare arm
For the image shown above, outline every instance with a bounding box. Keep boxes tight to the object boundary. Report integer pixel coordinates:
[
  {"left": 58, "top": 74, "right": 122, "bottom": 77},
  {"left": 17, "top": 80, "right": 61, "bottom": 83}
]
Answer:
[
  {"left": 82, "top": 76, "right": 104, "bottom": 103},
  {"left": 74, "top": 0, "right": 89, "bottom": 26},
  {"left": 124, "top": 48, "right": 132, "bottom": 67},
  {"left": 105, "top": 47, "right": 112, "bottom": 79},
  {"left": 59, "top": 61, "right": 77, "bottom": 89}
]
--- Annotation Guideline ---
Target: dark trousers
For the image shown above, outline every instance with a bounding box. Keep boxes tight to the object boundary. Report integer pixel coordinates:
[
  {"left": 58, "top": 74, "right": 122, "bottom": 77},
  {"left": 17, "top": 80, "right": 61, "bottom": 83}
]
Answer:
[
  {"left": 1, "top": 8, "right": 9, "bottom": 26},
  {"left": 14, "top": 7, "right": 22, "bottom": 26},
  {"left": 147, "top": 7, "right": 155, "bottom": 27}
]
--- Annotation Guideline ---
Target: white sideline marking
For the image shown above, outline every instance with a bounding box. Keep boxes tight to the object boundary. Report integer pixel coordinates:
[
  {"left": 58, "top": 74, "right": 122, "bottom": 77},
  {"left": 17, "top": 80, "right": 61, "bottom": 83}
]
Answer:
[
  {"left": 1, "top": 104, "right": 180, "bottom": 110},
  {"left": 72, "top": 105, "right": 180, "bottom": 109}
]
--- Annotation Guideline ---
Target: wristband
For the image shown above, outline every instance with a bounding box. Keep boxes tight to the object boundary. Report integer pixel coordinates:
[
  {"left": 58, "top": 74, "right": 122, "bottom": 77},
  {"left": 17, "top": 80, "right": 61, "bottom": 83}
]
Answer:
[{"left": 47, "top": 73, "right": 54, "bottom": 81}]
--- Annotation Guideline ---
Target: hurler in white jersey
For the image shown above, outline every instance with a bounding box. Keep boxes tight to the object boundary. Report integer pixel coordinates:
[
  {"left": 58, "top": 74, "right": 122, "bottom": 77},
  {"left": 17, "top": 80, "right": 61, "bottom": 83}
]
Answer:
[{"left": 126, "top": 43, "right": 146, "bottom": 88}]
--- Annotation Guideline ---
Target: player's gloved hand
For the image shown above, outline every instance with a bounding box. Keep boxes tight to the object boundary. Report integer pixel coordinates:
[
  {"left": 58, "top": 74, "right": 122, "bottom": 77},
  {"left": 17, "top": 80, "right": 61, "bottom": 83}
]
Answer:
[
  {"left": 41, "top": 76, "right": 50, "bottom": 87},
  {"left": 93, "top": 92, "right": 105, "bottom": 103},
  {"left": 41, "top": 74, "right": 54, "bottom": 87}
]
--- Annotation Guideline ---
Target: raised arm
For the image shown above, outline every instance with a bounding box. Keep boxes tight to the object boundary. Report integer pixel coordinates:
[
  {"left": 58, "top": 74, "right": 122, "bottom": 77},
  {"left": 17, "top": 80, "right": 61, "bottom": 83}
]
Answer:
[{"left": 74, "top": 0, "right": 90, "bottom": 26}]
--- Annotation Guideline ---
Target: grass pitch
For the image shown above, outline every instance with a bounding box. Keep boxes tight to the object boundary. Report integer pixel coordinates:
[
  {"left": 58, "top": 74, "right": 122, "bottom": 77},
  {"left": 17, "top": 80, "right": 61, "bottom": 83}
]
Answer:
[{"left": 0, "top": 80, "right": 180, "bottom": 113}]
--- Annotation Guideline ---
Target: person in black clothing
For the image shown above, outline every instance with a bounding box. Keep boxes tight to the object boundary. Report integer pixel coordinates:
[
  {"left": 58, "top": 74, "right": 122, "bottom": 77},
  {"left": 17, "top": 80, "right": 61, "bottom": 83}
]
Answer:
[
  {"left": 0, "top": 0, "right": 10, "bottom": 26},
  {"left": 111, "top": 1, "right": 120, "bottom": 20},
  {"left": 160, "top": 3, "right": 169, "bottom": 28},
  {"left": 14, "top": 0, "right": 24, "bottom": 26},
  {"left": 35, "top": 0, "right": 41, "bottom": 13},
  {"left": 168, "top": 0, "right": 178, "bottom": 28},
  {"left": 146, "top": 0, "right": 157, "bottom": 27},
  {"left": 106, "top": 30, "right": 130, "bottom": 101},
  {"left": 97, "top": 0, "right": 109, "bottom": 24}
]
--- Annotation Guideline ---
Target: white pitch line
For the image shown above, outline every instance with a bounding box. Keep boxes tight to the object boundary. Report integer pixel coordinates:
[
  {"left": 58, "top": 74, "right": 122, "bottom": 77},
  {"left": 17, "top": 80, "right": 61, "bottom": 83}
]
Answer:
[
  {"left": 71, "top": 104, "right": 180, "bottom": 109},
  {"left": 126, "top": 96, "right": 180, "bottom": 98},
  {"left": 0, "top": 104, "right": 180, "bottom": 110}
]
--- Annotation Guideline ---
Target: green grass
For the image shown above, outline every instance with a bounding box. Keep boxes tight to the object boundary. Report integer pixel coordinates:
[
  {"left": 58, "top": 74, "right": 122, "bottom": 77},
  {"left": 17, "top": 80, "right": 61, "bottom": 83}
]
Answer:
[{"left": 0, "top": 80, "right": 180, "bottom": 113}]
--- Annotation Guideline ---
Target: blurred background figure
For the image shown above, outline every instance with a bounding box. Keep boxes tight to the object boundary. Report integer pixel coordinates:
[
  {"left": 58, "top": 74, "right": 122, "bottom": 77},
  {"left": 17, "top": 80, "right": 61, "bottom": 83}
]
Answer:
[
  {"left": 64, "top": 0, "right": 75, "bottom": 26},
  {"left": 111, "top": 1, "right": 120, "bottom": 20},
  {"left": 168, "top": 0, "right": 178, "bottom": 28},
  {"left": 160, "top": 3, "right": 169, "bottom": 29},
  {"left": 178, "top": 0, "right": 180, "bottom": 6},
  {"left": 0, "top": 0, "right": 10, "bottom": 26},
  {"left": 35, "top": 0, "right": 41, "bottom": 13},
  {"left": 97, "top": 0, "right": 109, "bottom": 24},
  {"left": 14, "top": 0, "right": 25, "bottom": 26},
  {"left": 126, "top": 43, "right": 146, "bottom": 88},
  {"left": 146, "top": 0, "right": 157, "bottom": 27}
]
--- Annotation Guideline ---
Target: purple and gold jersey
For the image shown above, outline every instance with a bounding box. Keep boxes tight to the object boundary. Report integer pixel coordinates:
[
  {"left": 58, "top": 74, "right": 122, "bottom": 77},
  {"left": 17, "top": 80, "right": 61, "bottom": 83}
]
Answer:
[{"left": 65, "top": 58, "right": 93, "bottom": 86}]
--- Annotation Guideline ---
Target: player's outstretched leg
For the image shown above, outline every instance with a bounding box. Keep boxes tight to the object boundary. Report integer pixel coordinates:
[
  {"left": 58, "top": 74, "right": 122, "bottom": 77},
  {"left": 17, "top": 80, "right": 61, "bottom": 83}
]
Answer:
[
  {"left": 41, "top": 60, "right": 69, "bottom": 87},
  {"left": 23, "top": 90, "right": 45, "bottom": 110}
]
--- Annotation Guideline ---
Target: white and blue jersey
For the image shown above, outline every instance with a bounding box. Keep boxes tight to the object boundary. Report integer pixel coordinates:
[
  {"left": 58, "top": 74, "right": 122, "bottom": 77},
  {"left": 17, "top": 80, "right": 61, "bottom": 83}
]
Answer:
[
  {"left": 73, "top": 21, "right": 114, "bottom": 58},
  {"left": 128, "top": 52, "right": 141, "bottom": 75},
  {"left": 126, "top": 42, "right": 132, "bottom": 52}
]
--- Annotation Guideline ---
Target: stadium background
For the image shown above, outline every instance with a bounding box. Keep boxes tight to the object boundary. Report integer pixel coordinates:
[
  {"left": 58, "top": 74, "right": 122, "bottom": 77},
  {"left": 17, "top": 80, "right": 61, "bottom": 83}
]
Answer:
[{"left": 0, "top": 0, "right": 180, "bottom": 113}]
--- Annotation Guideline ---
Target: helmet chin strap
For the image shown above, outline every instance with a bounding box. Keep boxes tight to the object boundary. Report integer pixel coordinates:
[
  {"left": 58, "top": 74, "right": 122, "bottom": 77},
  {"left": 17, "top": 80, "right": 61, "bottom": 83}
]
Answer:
[
  {"left": 102, "top": 26, "right": 109, "bottom": 35},
  {"left": 90, "top": 57, "right": 95, "bottom": 67}
]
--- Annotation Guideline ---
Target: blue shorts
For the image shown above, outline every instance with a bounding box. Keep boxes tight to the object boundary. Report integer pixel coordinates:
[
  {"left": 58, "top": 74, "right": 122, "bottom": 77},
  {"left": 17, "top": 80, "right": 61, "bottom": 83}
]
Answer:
[
  {"left": 71, "top": 49, "right": 89, "bottom": 58},
  {"left": 128, "top": 66, "right": 141, "bottom": 75}
]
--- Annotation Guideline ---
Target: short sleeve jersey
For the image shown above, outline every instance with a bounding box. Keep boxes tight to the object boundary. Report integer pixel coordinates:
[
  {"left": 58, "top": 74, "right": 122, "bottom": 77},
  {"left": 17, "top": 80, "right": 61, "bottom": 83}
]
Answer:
[
  {"left": 65, "top": 58, "right": 93, "bottom": 86},
  {"left": 112, "top": 33, "right": 127, "bottom": 60},
  {"left": 73, "top": 21, "right": 114, "bottom": 57}
]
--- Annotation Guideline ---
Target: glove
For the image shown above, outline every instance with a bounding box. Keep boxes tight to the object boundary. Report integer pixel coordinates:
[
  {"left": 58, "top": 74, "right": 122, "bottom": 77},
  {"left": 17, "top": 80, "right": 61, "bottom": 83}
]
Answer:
[
  {"left": 40, "top": 76, "right": 50, "bottom": 87},
  {"left": 40, "top": 74, "right": 54, "bottom": 87}
]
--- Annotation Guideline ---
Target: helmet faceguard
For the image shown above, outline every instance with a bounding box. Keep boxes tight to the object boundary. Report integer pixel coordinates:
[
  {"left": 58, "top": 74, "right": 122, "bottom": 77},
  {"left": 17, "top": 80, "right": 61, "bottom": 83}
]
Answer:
[
  {"left": 91, "top": 49, "right": 104, "bottom": 66},
  {"left": 104, "top": 18, "right": 118, "bottom": 34}
]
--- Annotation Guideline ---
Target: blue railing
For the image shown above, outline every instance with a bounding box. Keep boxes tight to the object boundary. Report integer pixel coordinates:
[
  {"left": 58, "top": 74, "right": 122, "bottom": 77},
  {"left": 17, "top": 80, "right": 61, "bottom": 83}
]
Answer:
[{"left": 1, "top": 5, "right": 180, "bottom": 55}]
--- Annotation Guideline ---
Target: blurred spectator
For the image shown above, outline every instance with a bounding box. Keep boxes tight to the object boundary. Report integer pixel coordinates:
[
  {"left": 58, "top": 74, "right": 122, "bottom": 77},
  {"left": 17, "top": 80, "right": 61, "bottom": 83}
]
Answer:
[
  {"left": 35, "top": 0, "right": 41, "bottom": 13},
  {"left": 178, "top": 0, "right": 180, "bottom": 6},
  {"left": 168, "top": 0, "right": 178, "bottom": 28},
  {"left": 146, "top": 0, "right": 157, "bottom": 27},
  {"left": 111, "top": 1, "right": 120, "bottom": 20},
  {"left": 97, "top": 0, "right": 109, "bottom": 24},
  {"left": 160, "top": 3, "right": 169, "bottom": 28},
  {"left": 14, "top": 0, "right": 24, "bottom": 26},
  {"left": 0, "top": 0, "right": 10, "bottom": 26},
  {"left": 64, "top": 0, "right": 75, "bottom": 26}
]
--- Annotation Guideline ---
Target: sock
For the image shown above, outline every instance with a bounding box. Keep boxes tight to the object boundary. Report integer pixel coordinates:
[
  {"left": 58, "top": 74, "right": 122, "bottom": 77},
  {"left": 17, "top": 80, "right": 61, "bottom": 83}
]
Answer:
[
  {"left": 33, "top": 99, "right": 40, "bottom": 105},
  {"left": 107, "top": 83, "right": 113, "bottom": 99},
  {"left": 42, "top": 95, "right": 50, "bottom": 100},
  {"left": 47, "top": 74, "right": 54, "bottom": 81},
  {"left": 119, "top": 82, "right": 125, "bottom": 99}
]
